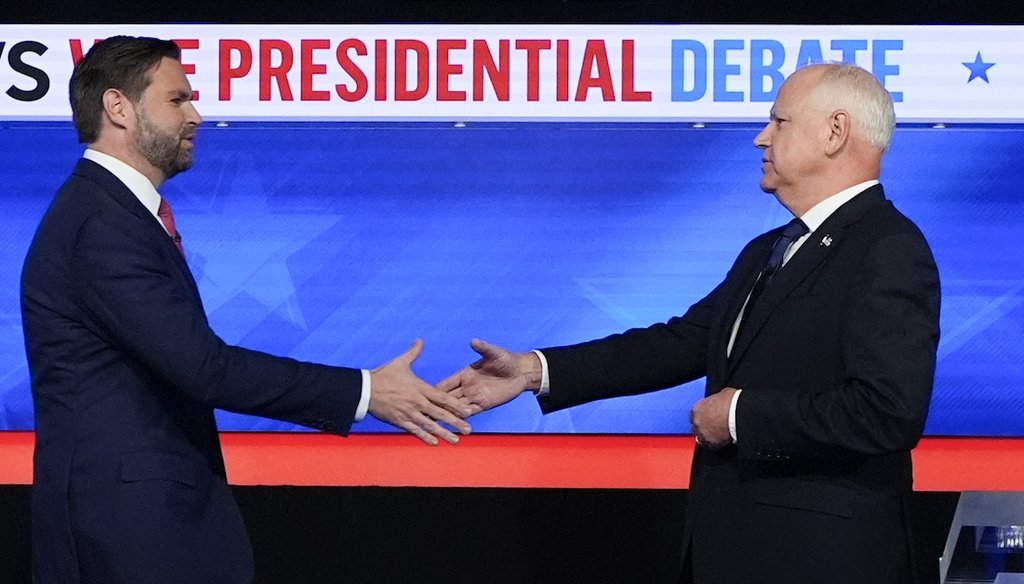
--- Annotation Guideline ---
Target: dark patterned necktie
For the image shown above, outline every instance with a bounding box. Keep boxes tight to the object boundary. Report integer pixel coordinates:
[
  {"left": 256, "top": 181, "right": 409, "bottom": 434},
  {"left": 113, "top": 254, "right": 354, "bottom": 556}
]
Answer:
[{"left": 738, "top": 218, "right": 809, "bottom": 331}]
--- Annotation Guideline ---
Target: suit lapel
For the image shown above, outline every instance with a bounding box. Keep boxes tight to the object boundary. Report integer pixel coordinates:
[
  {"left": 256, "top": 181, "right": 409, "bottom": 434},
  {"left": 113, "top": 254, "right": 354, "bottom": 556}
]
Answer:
[
  {"left": 716, "top": 242, "right": 770, "bottom": 372},
  {"left": 74, "top": 159, "right": 203, "bottom": 301},
  {"left": 725, "top": 185, "right": 888, "bottom": 371}
]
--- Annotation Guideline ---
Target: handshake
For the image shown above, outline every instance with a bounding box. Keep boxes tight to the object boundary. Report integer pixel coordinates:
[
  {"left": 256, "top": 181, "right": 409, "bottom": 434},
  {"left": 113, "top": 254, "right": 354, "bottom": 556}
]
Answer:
[{"left": 368, "top": 338, "right": 539, "bottom": 446}]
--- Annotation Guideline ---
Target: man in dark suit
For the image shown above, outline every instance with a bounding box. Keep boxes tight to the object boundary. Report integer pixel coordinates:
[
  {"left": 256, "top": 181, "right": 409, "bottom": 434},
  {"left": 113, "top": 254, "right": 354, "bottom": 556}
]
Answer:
[
  {"left": 21, "top": 36, "right": 471, "bottom": 584},
  {"left": 440, "top": 62, "right": 940, "bottom": 583}
]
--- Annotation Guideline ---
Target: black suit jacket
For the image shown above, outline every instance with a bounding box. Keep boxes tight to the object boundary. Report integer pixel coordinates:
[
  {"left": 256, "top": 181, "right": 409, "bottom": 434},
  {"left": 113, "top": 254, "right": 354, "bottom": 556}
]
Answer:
[
  {"left": 538, "top": 185, "right": 940, "bottom": 584},
  {"left": 21, "top": 159, "right": 363, "bottom": 584}
]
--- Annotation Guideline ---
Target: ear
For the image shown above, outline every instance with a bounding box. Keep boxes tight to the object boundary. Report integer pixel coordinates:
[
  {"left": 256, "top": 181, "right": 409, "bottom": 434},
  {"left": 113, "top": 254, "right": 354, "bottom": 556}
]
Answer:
[
  {"left": 101, "top": 88, "right": 135, "bottom": 131},
  {"left": 824, "top": 109, "right": 850, "bottom": 157}
]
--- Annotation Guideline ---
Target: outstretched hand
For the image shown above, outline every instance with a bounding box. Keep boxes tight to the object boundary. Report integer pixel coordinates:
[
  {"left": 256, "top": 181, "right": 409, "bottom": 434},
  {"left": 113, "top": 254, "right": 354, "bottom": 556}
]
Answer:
[
  {"left": 369, "top": 339, "right": 472, "bottom": 445},
  {"left": 437, "top": 339, "right": 542, "bottom": 416}
]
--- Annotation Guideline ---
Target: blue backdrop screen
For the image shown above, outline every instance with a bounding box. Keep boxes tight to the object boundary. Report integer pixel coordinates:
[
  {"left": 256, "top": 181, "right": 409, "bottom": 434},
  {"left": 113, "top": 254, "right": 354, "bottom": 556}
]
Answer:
[{"left": 2, "top": 122, "right": 1022, "bottom": 435}]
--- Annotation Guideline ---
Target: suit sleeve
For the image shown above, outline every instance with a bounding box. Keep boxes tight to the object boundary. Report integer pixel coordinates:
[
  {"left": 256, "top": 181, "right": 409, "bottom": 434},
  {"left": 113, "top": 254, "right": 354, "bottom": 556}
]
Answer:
[
  {"left": 70, "top": 212, "right": 363, "bottom": 435},
  {"left": 735, "top": 230, "right": 940, "bottom": 459},
  {"left": 537, "top": 278, "right": 723, "bottom": 413}
]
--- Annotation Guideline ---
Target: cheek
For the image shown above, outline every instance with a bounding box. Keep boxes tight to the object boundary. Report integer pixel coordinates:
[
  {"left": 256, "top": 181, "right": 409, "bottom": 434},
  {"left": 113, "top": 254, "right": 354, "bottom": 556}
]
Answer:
[
  {"left": 769, "top": 143, "right": 787, "bottom": 170},
  {"left": 774, "top": 140, "right": 811, "bottom": 171}
]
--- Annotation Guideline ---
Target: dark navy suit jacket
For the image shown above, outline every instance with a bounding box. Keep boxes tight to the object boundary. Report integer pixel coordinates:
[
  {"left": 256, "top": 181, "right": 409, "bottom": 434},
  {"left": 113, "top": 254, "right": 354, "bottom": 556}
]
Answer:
[
  {"left": 21, "top": 158, "right": 363, "bottom": 583},
  {"left": 538, "top": 185, "right": 941, "bottom": 584}
]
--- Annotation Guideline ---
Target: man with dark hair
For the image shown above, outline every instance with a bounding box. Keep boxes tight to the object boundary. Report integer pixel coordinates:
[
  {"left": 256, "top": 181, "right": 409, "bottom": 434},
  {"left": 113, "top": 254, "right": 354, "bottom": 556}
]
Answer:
[
  {"left": 441, "top": 63, "right": 940, "bottom": 583},
  {"left": 69, "top": 37, "right": 181, "bottom": 144},
  {"left": 21, "top": 35, "right": 470, "bottom": 583}
]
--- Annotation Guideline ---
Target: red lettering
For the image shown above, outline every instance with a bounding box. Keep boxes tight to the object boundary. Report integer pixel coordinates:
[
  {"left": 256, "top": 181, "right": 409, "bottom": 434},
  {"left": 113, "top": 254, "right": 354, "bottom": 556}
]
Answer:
[
  {"left": 557, "top": 40, "right": 570, "bottom": 102},
  {"left": 621, "top": 40, "right": 652, "bottom": 102},
  {"left": 473, "top": 40, "right": 510, "bottom": 101},
  {"left": 69, "top": 39, "right": 86, "bottom": 65},
  {"left": 259, "top": 39, "right": 294, "bottom": 101},
  {"left": 395, "top": 40, "right": 429, "bottom": 101},
  {"left": 300, "top": 39, "right": 330, "bottom": 101},
  {"left": 219, "top": 39, "right": 252, "bottom": 101},
  {"left": 576, "top": 40, "right": 615, "bottom": 101},
  {"left": 173, "top": 39, "right": 200, "bottom": 100},
  {"left": 69, "top": 38, "right": 103, "bottom": 66},
  {"left": 375, "top": 40, "right": 388, "bottom": 101},
  {"left": 336, "top": 39, "right": 368, "bottom": 102},
  {"left": 515, "top": 40, "right": 550, "bottom": 102},
  {"left": 436, "top": 39, "right": 466, "bottom": 102}
]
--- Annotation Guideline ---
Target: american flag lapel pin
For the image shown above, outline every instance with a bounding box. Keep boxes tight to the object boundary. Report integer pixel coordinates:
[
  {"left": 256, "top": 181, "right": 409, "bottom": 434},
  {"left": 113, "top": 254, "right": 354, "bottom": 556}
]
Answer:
[{"left": 820, "top": 234, "right": 833, "bottom": 247}]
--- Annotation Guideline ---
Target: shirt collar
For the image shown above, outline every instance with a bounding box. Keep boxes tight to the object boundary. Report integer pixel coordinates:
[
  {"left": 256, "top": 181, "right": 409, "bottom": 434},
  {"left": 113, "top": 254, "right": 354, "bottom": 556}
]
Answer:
[
  {"left": 83, "top": 149, "right": 164, "bottom": 227},
  {"left": 798, "top": 179, "right": 879, "bottom": 233}
]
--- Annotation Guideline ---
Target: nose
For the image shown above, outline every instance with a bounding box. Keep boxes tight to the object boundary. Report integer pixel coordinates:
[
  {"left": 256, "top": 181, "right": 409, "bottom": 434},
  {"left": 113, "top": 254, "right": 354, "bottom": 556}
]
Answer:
[
  {"left": 185, "top": 99, "right": 203, "bottom": 126},
  {"left": 754, "top": 124, "right": 770, "bottom": 149}
]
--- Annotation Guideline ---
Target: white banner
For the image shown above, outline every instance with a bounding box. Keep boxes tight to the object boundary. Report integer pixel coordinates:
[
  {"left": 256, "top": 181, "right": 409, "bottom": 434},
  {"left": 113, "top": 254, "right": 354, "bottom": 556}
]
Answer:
[{"left": 0, "top": 24, "right": 1021, "bottom": 122}]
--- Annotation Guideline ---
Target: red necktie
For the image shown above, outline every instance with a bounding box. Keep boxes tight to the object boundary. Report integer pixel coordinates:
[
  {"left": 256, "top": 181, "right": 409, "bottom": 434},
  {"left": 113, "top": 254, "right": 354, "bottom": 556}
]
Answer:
[{"left": 157, "top": 198, "right": 184, "bottom": 255}]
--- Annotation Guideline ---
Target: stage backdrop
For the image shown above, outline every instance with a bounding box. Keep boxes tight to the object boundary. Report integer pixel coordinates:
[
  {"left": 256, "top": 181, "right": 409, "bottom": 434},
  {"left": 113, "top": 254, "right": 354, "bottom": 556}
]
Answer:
[{"left": 2, "top": 24, "right": 1022, "bottom": 435}]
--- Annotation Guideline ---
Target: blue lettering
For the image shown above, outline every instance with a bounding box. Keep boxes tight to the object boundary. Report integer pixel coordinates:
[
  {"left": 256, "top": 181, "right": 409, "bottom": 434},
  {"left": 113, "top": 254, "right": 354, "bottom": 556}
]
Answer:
[
  {"left": 872, "top": 39, "right": 903, "bottom": 103},
  {"left": 713, "top": 39, "right": 744, "bottom": 102},
  {"left": 796, "top": 40, "right": 824, "bottom": 68},
  {"left": 671, "top": 39, "right": 707, "bottom": 102},
  {"left": 830, "top": 39, "right": 868, "bottom": 64},
  {"left": 670, "top": 37, "right": 903, "bottom": 106},
  {"left": 749, "top": 39, "right": 785, "bottom": 102}
]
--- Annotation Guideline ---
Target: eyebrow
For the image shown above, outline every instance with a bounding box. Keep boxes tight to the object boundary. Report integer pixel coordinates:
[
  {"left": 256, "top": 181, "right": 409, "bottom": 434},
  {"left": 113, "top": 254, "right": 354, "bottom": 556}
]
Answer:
[{"left": 166, "top": 89, "right": 192, "bottom": 100}]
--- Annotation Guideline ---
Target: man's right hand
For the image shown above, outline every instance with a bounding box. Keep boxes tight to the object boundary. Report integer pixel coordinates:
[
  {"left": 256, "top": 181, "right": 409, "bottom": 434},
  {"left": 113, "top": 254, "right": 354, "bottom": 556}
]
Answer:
[
  {"left": 369, "top": 339, "right": 472, "bottom": 446},
  {"left": 436, "top": 339, "right": 543, "bottom": 415}
]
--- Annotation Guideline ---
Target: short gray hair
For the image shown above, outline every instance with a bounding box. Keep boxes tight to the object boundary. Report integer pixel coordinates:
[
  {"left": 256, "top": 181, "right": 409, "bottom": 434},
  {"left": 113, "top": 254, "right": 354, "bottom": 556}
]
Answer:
[{"left": 808, "top": 62, "right": 896, "bottom": 153}]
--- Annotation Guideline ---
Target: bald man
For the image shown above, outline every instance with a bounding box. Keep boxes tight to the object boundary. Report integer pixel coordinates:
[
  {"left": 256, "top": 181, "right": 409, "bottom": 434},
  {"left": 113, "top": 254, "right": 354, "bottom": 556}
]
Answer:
[{"left": 441, "top": 63, "right": 940, "bottom": 583}]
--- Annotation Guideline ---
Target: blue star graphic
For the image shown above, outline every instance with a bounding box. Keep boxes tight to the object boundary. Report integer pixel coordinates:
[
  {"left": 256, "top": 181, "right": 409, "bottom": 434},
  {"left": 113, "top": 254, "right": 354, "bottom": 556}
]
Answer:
[{"left": 962, "top": 52, "right": 995, "bottom": 83}]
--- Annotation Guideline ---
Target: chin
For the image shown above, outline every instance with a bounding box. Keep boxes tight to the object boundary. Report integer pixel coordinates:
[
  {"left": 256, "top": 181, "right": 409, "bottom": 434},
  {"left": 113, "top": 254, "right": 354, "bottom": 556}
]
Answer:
[{"left": 177, "top": 152, "right": 195, "bottom": 172}]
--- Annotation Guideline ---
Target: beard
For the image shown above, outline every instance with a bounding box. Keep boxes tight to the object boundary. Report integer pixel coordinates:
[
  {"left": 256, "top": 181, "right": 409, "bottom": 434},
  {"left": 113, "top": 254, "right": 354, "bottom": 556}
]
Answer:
[{"left": 134, "top": 112, "right": 194, "bottom": 180}]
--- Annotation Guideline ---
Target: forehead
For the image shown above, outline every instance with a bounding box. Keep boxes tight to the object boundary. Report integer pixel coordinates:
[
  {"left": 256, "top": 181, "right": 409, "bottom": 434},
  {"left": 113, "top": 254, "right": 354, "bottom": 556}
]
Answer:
[
  {"left": 772, "top": 68, "right": 820, "bottom": 114},
  {"left": 144, "top": 57, "right": 191, "bottom": 94}
]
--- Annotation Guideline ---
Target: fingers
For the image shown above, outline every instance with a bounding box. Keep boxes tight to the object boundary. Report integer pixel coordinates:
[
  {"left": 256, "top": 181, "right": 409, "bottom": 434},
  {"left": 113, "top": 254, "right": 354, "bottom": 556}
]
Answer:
[
  {"left": 423, "top": 388, "right": 473, "bottom": 433},
  {"left": 395, "top": 338, "right": 424, "bottom": 367},
  {"left": 373, "top": 382, "right": 472, "bottom": 445},
  {"left": 407, "top": 414, "right": 459, "bottom": 445},
  {"left": 402, "top": 399, "right": 468, "bottom": 445},
  {"left": 436, "top": 369, "right": 464, "bottom": 394},
  {"left": 402, "top": 421, "right": 440, "bottom": 446},
  {"left": 470, "top": 338, "right": 505, "bottom": 360},
  {"left": 425, "top": 409, "right": 468, "bottom": 443},
  {"left": 433, "top": 372, "right": 477, "bottom": 421},
  {"left": 388, "top": 402, "right": 464, "bottom": 446}
]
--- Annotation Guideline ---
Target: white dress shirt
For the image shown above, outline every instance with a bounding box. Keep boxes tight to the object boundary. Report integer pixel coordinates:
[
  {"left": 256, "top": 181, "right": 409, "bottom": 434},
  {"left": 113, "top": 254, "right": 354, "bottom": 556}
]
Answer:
[{"left": 83, "top": 149, "right": 371, "bottom": 421}]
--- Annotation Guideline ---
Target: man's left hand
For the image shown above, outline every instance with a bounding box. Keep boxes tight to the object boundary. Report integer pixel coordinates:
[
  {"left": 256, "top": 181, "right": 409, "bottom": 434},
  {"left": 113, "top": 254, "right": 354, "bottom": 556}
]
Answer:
[{"left": 690, "top": 387, "right": 738, "bottom": 449}]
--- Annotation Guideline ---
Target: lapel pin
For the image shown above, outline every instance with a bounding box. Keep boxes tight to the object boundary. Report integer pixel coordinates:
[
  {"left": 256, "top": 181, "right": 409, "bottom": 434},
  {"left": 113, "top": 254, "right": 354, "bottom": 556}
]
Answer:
[{"left": 820, "top": 235, "right": 833, "bottom": 247}]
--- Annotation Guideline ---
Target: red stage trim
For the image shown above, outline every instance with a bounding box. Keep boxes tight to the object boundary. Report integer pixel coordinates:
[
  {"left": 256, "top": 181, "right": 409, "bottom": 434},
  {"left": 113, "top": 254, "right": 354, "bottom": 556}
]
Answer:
[{"left": 0, "top": 432, "right": 1021, "bottom": 490}]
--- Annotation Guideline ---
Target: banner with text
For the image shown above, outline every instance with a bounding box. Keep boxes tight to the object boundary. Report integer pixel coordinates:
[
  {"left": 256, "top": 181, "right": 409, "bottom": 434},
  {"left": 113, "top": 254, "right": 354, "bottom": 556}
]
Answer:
[{"left": 0, "top": 24, "right": 1021, "bottom": 122}]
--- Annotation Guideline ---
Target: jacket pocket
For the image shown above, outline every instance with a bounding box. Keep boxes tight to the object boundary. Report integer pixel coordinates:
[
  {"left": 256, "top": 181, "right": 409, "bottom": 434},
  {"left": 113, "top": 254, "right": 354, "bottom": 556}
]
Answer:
[
  {"left": 754, "top": 479, "right": 856, "bottom": 518},
  {"left": 120, "top": 451, "right": 198, "bottom": 487}
]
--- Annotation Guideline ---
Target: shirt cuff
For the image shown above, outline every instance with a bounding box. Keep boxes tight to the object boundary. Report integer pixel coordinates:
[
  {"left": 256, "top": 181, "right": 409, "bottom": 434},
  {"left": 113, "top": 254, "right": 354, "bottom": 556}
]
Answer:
[
  {"left": 354, "top": 369, "right": 371, "bottom": 421},
  {"left": 533, "top": 350, "right": 550, "bottom": 397},
  {"left": 728, "top": 389, "right": 742, "bottom": 442}
]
